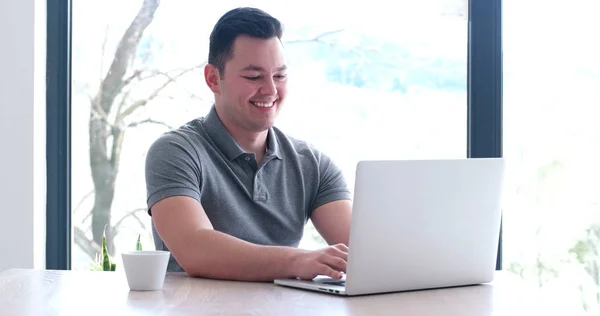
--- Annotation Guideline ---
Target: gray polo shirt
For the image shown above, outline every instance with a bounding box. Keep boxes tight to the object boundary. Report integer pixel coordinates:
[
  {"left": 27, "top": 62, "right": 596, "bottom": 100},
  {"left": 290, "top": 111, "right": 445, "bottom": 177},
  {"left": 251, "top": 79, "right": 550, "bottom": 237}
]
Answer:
[{"left": 145, "top": 106, "right": 351, "bottom": 272}]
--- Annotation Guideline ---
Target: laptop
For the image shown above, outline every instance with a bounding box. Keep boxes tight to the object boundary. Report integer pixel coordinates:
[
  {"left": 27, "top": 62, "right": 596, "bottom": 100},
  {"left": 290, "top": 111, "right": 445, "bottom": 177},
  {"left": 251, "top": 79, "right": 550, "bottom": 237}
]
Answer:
[{"left": 274, "top": 158, "right": 505, "bottom": 296}]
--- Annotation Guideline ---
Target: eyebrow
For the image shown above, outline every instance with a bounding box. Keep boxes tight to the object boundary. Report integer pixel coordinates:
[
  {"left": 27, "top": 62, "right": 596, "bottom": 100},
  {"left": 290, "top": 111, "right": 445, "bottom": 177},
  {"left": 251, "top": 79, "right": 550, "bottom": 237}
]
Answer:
[{"left": 241, "top": 64, "right": 287, "bottom": 72}]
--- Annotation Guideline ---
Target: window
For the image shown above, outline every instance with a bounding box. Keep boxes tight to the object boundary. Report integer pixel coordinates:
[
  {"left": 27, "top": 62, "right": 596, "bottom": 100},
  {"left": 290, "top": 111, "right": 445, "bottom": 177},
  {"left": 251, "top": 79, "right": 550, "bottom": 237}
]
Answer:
[
  {"left": 48, "top": 0, "right": 500, "bottom": 279},
  {"left": 503, "top": 0, "right": 600, "bottom": 313},
  {"left": 67, "top": 0, "right": 468, "bottom": 269}
]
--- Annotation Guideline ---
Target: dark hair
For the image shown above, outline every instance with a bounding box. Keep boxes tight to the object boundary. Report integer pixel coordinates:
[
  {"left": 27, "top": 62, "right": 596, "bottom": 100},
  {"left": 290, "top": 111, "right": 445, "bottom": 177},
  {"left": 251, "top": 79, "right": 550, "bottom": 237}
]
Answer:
[{"left": 208, "top": 7, "right": 283, "bottom": 75}]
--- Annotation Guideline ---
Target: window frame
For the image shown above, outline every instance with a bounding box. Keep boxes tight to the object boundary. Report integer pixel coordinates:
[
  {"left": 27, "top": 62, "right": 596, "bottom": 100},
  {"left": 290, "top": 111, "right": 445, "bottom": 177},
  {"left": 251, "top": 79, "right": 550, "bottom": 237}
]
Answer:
[
  {"left": 468, "top": 0, "right": 504, "bottom": 270},
  {"left": 46, "top": 0, "right": 72, "bottom": 270},
  {"left": 45, "top": 0, "right": 503, "bottom": 270}
]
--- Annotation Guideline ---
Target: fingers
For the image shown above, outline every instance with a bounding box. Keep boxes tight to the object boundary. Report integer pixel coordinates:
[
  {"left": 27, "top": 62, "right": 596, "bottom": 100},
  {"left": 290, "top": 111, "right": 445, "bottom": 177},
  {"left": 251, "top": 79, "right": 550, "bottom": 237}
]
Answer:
[
  {"left": 295, "top": 245, "right": 349, "bottom": 280},
  {"left": 333, "top": 243, "right": 349, "bottom": 252},
  {"left": 321, "top": 254, "right": 347, "bottom": 273},
  {"left": 324, "top": 245, "right": 348, "bottom": 262},
  {"left": 320, "top": 244, "right": 348, "bottom": 275},
  {"left": 318, "top": 263, "right": 344, "bottom": 279}
]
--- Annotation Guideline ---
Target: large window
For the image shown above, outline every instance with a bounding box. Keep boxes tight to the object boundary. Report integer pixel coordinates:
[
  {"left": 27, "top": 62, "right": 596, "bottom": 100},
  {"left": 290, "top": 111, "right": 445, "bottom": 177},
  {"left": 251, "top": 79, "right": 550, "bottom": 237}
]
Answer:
[
  {"left": 68, "top": 0, "right": 468, "bottom": 270},
  {"left": 502, "top": 0, "right": 600, "bottom": 313}
]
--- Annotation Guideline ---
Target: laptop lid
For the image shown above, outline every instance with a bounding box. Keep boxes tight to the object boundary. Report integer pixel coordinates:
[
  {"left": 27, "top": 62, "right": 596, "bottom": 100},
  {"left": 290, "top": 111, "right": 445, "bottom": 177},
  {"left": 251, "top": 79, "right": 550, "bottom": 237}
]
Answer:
[{"left": 344, "top": 158, "right": 505, "bottom": 296}]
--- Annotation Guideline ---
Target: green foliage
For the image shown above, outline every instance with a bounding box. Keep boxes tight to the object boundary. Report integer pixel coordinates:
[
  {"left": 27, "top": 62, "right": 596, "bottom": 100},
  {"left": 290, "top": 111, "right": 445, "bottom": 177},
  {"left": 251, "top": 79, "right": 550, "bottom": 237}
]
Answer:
[
  {"left": 89, "top": 226, "right": 116, "bottom": 271},
  {"left": 136, "top": 234, "right": 143, "bottom": 251},
  {"left": 569, "top": 223, "right": 600, "bottom": 308},
  {"left": 507, "top": 262, "right": 526, "bottom": 278},
  {"left": 570, "top": 239, "right": 591, "bottom": 264},
  {"left": 569, "top": 224, "right": 600, "bottom": 277},
  {"left": 89, "top": 232, "right": 145, "bottom": 271}
]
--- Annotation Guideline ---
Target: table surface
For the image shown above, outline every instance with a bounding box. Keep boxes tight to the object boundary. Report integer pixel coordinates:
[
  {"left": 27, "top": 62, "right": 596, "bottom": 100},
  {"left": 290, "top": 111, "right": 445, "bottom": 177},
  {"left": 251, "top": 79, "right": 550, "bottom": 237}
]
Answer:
[{"left": 0, "top": 268, "right": 577, "bottom": 316}]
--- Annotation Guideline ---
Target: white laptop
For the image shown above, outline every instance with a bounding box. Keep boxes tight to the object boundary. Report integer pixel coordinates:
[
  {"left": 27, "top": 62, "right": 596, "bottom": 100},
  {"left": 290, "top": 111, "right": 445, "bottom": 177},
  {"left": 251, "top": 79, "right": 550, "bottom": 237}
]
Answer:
[{"left": 274, "top": 158, "right": 505, "bottom": 296}]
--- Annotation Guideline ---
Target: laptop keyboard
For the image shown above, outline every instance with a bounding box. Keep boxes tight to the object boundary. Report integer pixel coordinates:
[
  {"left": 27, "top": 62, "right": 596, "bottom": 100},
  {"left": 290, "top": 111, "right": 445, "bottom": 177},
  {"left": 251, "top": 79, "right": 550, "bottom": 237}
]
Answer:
[{"left": 322, "top": 280, "right": 346, "bottom": 286}]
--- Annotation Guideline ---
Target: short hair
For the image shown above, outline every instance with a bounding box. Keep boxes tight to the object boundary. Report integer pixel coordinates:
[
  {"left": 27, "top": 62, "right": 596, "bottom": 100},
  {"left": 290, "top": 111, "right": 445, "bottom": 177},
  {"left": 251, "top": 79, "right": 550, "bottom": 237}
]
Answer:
[{"left": 208, "top": 7, "right": 283, "bottom": 75}]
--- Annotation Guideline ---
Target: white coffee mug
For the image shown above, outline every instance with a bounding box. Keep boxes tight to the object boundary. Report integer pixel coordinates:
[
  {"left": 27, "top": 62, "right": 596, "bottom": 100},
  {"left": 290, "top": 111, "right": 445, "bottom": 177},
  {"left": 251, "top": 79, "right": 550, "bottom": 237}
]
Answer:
[{"left": 121, "top": 250, "right": 170, "bottom": 291}]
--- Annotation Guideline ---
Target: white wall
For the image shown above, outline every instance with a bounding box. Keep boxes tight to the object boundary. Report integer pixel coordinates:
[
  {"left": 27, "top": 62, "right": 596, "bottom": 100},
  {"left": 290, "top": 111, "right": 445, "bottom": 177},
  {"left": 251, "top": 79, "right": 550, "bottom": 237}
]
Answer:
[{"left": 0, "top": 0, "right": 46, "bottom": 271}]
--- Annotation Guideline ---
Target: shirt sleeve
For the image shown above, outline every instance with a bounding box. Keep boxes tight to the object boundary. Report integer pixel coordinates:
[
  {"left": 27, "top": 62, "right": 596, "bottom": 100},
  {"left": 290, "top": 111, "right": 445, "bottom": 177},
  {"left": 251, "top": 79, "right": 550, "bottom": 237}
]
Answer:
[
  {"left": 310, "top": 149, "right": 352, "bottom": 215},
  {"left": 145, "top": 131, "right": 202, "bottom": 215}
]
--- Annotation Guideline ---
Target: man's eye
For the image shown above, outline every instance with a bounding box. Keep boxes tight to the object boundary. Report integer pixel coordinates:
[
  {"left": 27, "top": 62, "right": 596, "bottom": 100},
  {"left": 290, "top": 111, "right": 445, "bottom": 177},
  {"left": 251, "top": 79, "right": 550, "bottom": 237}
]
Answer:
[
  {"left": 275, "top": 75, "right": 287, "bottom": 80},
  {"left": 243, "top": 76, "right": 260, "bottom": 81}
]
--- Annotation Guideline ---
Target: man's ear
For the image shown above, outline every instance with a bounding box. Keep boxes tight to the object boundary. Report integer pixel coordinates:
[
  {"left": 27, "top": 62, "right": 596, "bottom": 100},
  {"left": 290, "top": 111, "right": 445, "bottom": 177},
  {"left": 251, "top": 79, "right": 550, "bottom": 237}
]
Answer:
[{"left": 204, "top": 64, "right": 221, "bottom": 94}]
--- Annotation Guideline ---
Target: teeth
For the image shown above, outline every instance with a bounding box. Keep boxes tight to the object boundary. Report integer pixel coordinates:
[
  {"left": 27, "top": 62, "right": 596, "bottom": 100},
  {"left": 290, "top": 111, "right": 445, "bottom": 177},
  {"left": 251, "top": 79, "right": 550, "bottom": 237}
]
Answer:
[{"left": 252, "top": 101, "right": 275, "bottom": 108}]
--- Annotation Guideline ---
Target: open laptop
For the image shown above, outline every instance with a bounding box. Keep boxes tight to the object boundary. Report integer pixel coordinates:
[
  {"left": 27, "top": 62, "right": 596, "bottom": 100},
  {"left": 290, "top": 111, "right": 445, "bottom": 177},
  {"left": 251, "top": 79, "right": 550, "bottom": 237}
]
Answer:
[{"left": 274, "top": 158, "right": 505, "bottom": 296}]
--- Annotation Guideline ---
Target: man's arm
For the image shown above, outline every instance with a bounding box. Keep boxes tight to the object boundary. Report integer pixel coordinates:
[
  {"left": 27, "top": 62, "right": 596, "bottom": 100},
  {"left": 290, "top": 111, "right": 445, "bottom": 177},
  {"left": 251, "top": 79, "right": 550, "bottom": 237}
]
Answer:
[
  {"left": 309, "top": 146, "right": 353, "bottom": 247},
  {"left": 311, "top": 199, "right": 352, "bottom": 246},
  {"left": 152, "top": 195, "right": 348, "bottom": 281}
]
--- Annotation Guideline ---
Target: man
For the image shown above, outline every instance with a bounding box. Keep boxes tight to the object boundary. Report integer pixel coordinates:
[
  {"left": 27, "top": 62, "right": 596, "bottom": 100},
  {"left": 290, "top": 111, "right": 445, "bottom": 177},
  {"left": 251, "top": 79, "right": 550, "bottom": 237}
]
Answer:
[{"left": 145, "top": 7, "right": 352, "bottom": 282}]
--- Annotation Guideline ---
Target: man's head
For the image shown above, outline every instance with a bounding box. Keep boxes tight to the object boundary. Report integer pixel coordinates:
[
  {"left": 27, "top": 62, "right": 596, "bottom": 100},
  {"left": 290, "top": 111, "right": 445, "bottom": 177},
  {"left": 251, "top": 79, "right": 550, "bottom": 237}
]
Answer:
[{"left": 205, "top": 7, "right": 287, "bottom": 134}]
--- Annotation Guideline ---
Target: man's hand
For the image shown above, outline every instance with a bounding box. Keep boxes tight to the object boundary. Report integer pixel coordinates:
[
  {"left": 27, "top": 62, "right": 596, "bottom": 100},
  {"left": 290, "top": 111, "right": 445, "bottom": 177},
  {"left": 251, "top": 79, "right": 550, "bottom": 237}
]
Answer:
[{"left": 288, "top": 243, "right": 348, "bottom": 280}]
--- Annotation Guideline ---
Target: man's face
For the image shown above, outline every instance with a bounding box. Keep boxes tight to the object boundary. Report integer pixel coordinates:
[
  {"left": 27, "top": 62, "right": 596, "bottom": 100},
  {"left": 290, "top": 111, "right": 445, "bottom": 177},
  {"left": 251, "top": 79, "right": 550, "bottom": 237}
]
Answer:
[{"left": 213, "top": 35, "right": 287, "bottom": 133}]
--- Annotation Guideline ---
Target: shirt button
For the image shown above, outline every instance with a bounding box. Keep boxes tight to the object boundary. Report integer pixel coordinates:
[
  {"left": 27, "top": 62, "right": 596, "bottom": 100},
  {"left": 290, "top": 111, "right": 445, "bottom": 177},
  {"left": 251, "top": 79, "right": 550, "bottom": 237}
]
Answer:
[{"left": 245, "top": 157, "right": 251, "bottom": 161}]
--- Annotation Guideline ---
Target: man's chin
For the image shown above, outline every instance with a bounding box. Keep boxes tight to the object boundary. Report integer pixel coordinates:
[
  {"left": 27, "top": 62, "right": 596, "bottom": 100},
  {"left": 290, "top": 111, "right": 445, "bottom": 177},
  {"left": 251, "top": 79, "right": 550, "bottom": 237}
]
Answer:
[
  {"left": 248, "top": 121, "right": 275, "bottom": 133},
  {"left": 252, "top": 125, "right": 274, "bottom": 133}
]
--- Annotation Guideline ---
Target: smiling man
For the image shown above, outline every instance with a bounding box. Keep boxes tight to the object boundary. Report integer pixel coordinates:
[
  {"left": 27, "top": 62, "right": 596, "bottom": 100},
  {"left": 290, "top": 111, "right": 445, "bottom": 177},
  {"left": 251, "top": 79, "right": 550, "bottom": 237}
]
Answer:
[{"left": 145, "top": 7, "right": 352, "bottom": 282}]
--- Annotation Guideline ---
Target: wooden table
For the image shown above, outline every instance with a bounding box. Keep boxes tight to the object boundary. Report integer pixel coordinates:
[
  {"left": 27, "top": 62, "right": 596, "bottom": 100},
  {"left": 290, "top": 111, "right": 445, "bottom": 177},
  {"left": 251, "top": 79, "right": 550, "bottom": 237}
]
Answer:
[{"left": 0, "top": 268, "right": 573, "bottom": 315}]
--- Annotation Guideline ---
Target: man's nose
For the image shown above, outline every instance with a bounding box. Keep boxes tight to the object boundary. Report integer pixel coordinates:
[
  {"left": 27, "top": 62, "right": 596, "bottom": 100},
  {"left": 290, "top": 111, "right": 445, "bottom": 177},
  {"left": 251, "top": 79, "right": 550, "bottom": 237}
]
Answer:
[{"left": 260, "top": 78, "right": 277, "bottom": 96}]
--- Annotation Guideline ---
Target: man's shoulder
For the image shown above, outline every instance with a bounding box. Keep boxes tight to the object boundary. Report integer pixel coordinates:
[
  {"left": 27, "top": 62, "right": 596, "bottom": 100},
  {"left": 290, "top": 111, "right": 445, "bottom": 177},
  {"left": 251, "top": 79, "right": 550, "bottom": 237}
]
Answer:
[{"left": 147, "top": 117, "right": 210, "bottom": 156}]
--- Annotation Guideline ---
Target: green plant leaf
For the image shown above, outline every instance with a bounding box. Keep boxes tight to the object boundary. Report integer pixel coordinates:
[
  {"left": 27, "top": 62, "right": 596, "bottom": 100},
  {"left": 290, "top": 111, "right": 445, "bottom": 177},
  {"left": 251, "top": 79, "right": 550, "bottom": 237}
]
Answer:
[
  {"left": 102, "top": 226, "right": 111, "bottom": 271},
  {"left": 136, "top": 234, "right": 143, "bottom": 251},
  {"left": 89, "top": 253, "right": 102, "bottom": 271}
]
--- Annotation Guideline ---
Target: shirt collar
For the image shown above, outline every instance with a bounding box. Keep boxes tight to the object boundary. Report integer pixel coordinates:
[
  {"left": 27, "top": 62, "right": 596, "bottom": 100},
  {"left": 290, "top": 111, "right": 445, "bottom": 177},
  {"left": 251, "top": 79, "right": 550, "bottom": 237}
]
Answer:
[
  {"left": 266, "top": 128, "right": 283, "bottom": 160},
  {"left": 203, "top": 105, "right": 283, "bottom": 161}
]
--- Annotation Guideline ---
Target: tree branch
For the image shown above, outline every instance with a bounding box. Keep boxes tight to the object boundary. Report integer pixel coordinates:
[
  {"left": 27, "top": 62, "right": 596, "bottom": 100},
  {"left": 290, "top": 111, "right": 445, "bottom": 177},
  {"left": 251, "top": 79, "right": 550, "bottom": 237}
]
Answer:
[
  {"left": 74, "top": 226, "right": 101, "bottom": 260},
  {"left": 127, "top": 118, "right": 173, "bottom": 129},
  {"left": 94, "top": 24, "right": 110, "bottom": 114},
  {"left": 82, "top": 211, "right": 92, "bottom": 226},
  {"left": 118, "top": 64, "right": 199, "bottom": 90},
  {"left": 115, "top": 89, "right": 133, "bottom": 121},
  {"left": 107, "top": 64, "right": 204, "bottom": 171},
  {"left": 118, "top": 69, "right": 145, "bottom": 93},
  {"left": 73, "top": 190, "right": 95, "bottom": 214},
  {"left": 113, "top": 208, "right": 149, "bottom": 232},
  {"left": 284, "top": 29, "right": 345, "bottom": 45},
  {"left": 115, "top": 63, "right": 204, "bottom": 122},
  {"left": 109, "top": 126, "right": 126, "bottom": 170},
  {"left": 114, "top": 62, "right": 207, "bottom": 118},
  {"left": 94, "top": 0, "right": 161, "bottom": 115},
  {"left": 132, "top": 212, "right": 148, "bottom": 231},
  {"left": 90, "top": 98, "right": 110, "bottom": 125}
]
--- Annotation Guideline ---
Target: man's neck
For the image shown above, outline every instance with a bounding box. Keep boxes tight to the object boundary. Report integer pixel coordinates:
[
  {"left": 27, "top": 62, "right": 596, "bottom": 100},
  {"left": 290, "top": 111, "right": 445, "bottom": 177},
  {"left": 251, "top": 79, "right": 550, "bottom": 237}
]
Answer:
[
  {"left": 228, "top": 126, "right": 268, "bottom": 156},
  {"left": 213, "top": 105, "right": 269, "bottom": 162}
]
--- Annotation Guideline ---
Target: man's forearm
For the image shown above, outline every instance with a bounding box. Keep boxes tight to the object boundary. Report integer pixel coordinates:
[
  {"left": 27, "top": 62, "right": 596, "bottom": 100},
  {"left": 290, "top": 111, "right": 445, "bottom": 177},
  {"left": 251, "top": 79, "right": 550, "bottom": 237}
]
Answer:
[{"left": 175, "top": 229, "right": 300, "bottom": 281}]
